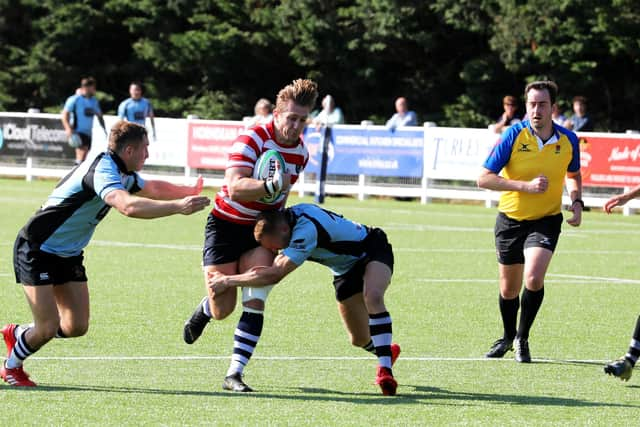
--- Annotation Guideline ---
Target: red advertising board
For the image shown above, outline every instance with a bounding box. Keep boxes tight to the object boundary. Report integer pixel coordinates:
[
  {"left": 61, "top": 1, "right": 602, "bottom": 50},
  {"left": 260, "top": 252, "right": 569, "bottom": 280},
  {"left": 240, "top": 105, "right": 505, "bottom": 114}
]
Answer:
[
  {"left": 187, "top": 121, "right": 245, "bottom": 169},
  {"left": 580, "top": 133, "right": 640, "bottom": 187}
]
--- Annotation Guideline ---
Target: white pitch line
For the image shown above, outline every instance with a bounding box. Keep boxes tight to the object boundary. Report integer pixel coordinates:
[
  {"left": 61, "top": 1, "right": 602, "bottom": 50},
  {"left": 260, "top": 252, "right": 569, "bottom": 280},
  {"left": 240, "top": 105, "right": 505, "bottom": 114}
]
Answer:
[
  {"left": 414, "top": 274, "right": 640, "bottom": 284},
  {"left": 29, "top": 355, "right": 609, "bottom": 363}
]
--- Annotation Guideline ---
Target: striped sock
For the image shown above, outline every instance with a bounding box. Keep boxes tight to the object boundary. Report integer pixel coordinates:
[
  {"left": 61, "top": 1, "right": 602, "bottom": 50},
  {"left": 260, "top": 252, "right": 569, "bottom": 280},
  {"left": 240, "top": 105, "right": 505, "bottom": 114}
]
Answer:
[
  {"left": 6, "top": 326, "right": 36, "bottom": 369},
  {"left": 369, "top": 311, "right": 393, "bottom": 369},
  {"left": 362, "top": 339, "right": 376, "bottom": 354},
  {"left": 625, "top": 315, "right": 640, "bottom": 367},
  {"left": 226, "top": 311, "right": 263, "bottom": 377}
]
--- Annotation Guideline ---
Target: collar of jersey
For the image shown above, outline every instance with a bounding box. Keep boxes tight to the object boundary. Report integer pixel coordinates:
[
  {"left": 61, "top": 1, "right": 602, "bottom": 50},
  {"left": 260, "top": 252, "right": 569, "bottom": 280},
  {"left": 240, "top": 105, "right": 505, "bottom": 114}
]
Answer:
[
  {"left": 108, "top": 150, "right": 134, "bottom": 175},
  {"left": 525, "top": 121, "right": 560, "bottom": 147}
]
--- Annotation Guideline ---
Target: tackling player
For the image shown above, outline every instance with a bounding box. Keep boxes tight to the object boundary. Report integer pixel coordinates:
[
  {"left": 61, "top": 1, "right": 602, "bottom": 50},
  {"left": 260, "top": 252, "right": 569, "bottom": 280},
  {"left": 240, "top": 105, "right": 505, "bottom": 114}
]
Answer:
[
  {"left": 182, "top": 79, "right": 318, "bottom": 392},
  {"left": 208, "top": 204, "right": 401, "bottom": 396},
  {"left": 478, "top": 80, "right": 583, "bottom": 363},
  {"left": 1, "top": 121, "right": 210, "bottom": 387}
]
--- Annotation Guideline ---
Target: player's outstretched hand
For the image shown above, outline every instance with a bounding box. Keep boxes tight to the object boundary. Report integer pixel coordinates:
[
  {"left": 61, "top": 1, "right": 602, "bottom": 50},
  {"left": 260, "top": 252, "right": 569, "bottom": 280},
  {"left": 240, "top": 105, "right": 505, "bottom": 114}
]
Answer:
[
  {"left": 603, "top": 194, "right": 629, "bottom": 214},
  {"left": 179, "top": 195, "right": 210, "bottom": 215},
  {"left": 527, "top": 174, "right": 548, "bottom": 194},
  {"left": 192, "top": 175, "right": 204, "bottom": 195}
]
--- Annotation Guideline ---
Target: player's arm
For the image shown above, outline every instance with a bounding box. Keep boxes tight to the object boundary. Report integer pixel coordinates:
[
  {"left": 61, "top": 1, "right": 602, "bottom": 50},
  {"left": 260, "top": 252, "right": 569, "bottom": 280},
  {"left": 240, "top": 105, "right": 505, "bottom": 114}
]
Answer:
[
  {"left": 604, "top": 183, "right": 640, "bottom": 213},
  {"left": 96, "top": 112, "right": 107, "bottom": 136},
  {"left": 104, "top": 188, "right": 210, "bottom": 218},
  {"left": 208, "top": 254, "right": 299, "bottom": 294},
  {"left": 226, "top": 167, "right": 281, "bottom": 202},
  {"left": 477, "top": 168, "right": 548, "bottom": 194},
  {"left": 148, "top": 109, "right": 157, "bottom": 140},
  {"left": 137, "top": 175, "right": 204, "bottom": 200},
  {"left": 61, "top": 110, "right": 73, "bottom": 137}
]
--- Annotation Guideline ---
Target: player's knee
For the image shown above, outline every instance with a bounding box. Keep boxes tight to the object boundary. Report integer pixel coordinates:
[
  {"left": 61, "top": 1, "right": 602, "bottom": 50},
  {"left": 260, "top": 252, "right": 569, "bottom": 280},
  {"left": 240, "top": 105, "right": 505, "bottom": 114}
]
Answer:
[
  {"left": 363, "top": 287, "right": 385, "bottom": 309},
  {"left": 33, "top": 320, "right": 61, "bottom": 342},
  {"left": 64, "top": 321, "right": 89, "bottom": 338},
  {"left": 210, "top": 305, "right": 233, "bottom": 321},
  {"left": 525, "top": 274, "right": 544, "bottom": 290}
]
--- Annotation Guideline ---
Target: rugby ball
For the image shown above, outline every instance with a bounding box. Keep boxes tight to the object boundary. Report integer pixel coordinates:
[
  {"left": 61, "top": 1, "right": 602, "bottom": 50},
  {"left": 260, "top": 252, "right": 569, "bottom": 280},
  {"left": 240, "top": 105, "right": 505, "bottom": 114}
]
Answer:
[
  {"left": 253, "top": 149, "right": 286, "bottom": 203},
  {"left": 68, "top": 133, "right": 82, "bottom": 148}
]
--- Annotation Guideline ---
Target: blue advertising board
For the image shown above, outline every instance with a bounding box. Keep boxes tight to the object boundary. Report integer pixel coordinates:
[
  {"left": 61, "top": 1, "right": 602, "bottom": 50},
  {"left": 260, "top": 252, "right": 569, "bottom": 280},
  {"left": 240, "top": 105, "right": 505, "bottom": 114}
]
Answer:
[{"left": 303, "top": 125, "right": 423, "bottom": 177}]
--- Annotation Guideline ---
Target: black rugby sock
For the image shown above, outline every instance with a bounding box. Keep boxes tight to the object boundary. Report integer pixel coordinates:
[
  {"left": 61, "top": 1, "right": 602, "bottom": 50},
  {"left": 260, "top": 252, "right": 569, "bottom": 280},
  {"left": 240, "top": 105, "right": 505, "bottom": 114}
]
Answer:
[
  {"left": 517, "top": 287, "right": 544, "bottom": 340},
  {"left": 499, "top": 295, "right": 519, "bottom": 341}
]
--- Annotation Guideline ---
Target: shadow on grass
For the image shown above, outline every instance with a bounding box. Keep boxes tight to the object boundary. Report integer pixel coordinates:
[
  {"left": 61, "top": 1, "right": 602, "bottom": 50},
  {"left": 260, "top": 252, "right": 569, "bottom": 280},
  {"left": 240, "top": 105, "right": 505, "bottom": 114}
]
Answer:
[{"left": 4, "top": 383, "right": 637, "bottom": 408}]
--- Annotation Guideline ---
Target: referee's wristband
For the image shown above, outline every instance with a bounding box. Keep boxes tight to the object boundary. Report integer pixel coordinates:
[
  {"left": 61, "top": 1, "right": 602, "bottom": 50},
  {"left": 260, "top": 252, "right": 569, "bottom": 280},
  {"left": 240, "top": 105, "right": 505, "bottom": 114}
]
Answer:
[{"left": 571, "top": 198, "right": 584, "bottom": 208}]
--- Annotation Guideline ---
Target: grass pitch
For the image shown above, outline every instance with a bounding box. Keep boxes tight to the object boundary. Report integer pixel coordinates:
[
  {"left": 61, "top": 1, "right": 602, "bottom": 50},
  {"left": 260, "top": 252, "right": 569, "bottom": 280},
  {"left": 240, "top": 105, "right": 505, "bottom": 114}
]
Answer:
[{"left": 1, "top": 177, "right": 639, "bottom": 426}]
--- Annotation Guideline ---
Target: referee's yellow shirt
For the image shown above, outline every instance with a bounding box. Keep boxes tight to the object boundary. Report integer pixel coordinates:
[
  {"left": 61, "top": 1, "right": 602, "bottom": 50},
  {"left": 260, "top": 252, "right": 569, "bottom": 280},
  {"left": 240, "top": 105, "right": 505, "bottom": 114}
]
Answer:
[{"left": 483, "top": 121, "right": 580, "bottom": 221}]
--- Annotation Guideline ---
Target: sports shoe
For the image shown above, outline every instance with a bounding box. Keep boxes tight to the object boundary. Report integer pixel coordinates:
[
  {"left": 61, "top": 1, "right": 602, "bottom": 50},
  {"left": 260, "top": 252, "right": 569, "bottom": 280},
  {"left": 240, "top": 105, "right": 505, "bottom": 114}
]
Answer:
[
  {"left": 485, "top": 338, "right": 513, "bottom": 358},
  {"left": 183, "top": 299, "right": 211, "bottom": 344},
  {"left": 1, "top": 362, "right": 36, "bottom": 387},
  {"left": 1, "top": 324, "right": 17, "bottom": 358},
  {"left": 222, "top": 372, "right": 253, "bottom": 392},
  {"left": 391, "top": 343, "right": 401, "bottom": 366},
  {"left": 514, "top": 338, "right": 531, "bottom": 363},
  {"left": 604, "top": 358, "right": 633, "bottom": 381},
  {"left": 375, "top": 366, "right": 397, "bottom": 396}
]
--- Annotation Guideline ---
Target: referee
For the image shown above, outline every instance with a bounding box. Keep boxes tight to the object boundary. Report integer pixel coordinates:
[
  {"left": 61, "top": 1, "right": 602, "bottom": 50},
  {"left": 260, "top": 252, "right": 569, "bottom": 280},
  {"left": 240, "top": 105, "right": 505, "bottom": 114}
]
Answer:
[{"left": 478, "top": 80, "right": 583, "bottom": 363}]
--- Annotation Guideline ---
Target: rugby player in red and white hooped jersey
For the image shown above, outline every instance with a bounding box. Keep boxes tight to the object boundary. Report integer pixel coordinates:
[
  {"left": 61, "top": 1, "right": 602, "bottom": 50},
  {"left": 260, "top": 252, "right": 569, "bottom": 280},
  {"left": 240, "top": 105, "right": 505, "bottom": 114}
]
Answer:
[{"left": 183, "top": 79, "right": 318, "bottom": 392}]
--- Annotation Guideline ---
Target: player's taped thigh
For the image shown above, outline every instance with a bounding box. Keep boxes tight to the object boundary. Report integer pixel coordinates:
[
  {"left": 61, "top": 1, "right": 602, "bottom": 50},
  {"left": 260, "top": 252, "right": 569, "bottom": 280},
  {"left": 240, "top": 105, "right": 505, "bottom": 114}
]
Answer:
[{"left": 241, "top": 285, "right": 274, "bottom": 313}]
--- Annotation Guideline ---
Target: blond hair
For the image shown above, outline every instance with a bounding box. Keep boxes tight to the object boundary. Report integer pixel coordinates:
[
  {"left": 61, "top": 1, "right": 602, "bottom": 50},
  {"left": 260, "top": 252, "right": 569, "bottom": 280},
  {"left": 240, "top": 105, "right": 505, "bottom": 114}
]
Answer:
[{"left": 275, "top": 79, "right": 318, "bottom": 113}]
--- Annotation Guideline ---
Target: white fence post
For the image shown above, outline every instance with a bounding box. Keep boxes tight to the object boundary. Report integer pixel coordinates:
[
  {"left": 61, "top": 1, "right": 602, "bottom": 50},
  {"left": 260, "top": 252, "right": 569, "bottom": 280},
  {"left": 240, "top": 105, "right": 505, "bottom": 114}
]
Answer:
[
  {"left": 25, "top": 157, "right": 33, "bottom": 182},
  {"left": 358, "top": 174, "right": 366, "bottom": 201}
]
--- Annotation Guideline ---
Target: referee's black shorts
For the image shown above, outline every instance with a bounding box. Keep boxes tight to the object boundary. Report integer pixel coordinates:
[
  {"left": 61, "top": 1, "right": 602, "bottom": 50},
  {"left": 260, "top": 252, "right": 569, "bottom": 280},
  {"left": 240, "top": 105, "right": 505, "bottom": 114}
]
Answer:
[
  {"left": 202, "top": 213, "right": 259, "bottom": 266},
  {"left": 332, "top": 227, "right": 394, "bottom": 302},
  {"left": 494, "top": 212, "right": 562, "bottom": 265}
]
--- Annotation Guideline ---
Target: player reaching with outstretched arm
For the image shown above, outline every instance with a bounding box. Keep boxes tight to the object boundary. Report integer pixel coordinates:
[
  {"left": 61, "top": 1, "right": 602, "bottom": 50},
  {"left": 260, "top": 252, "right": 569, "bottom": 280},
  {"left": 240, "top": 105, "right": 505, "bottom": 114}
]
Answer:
[
  {"left": 602, "top": 185, "right": 640, "bottom": 381},
  {"left": 182, "top": 79, "right": 318, "bottom": 392},
  {"left": 478, "top": 80, "right": 583, "bottom": 363},
  {"left": 208, "top": 204, "right": 401, "bottom": 396},
  {"left": 1, "top": 121, "right": 210, "bottom": 387}
]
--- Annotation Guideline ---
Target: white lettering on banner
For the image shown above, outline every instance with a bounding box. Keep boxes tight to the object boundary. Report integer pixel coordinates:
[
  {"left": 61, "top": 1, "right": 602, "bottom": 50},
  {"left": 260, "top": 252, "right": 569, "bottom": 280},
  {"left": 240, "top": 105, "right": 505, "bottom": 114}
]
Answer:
[
  {"left": 358, "top": 159, "right": 399, "bottom": 169},
  {"left": 191, "top": 126, "right": 241, "bottom": 140},
  {"left": 608, "top": 145, "right": 640, "bottom": 162},
  {"left": 335, "top": 134, "right": 423, "bottom": 148},
  {"left": 190, "top": 144, "right": 229, "bottom": 153},
  {"left": 591, "top": 174, "right": 640, "bottom": 184},
  {"left": 2, "top": 123, "right": 67, "bottom": 142},
  {"left": 424, "top": 128, "right": 497, "bottom": 179}
]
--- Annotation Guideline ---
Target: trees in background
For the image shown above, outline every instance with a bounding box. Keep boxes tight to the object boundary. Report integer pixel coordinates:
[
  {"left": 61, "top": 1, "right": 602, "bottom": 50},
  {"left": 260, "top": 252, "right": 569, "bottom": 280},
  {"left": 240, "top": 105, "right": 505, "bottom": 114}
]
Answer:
[{"left": 0, "top": 0, "right": 638, "bottom": 131}]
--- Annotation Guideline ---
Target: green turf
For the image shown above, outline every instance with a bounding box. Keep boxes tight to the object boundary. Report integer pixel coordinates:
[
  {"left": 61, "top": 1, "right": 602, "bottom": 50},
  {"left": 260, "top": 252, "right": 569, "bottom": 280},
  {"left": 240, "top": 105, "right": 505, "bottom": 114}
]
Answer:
[{"left": 1, "top": 177, "right": 639, "bottom": 426}]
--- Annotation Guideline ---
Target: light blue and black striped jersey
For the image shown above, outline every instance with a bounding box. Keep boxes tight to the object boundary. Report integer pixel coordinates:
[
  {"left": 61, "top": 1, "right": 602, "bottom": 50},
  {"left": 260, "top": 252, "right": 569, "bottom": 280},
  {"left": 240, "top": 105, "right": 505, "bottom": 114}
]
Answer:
[
  {"left": 117, "top": 97, "right": 153, "bottom": 125},
  {"left": 18, "top": 151, "right": 145, "bottom": 257},
  {"left": 282, "top": 204, "right": 369, "bottom": 276},
  {"left": 63, "top": 94, "right": 102, "bottom": 136}
]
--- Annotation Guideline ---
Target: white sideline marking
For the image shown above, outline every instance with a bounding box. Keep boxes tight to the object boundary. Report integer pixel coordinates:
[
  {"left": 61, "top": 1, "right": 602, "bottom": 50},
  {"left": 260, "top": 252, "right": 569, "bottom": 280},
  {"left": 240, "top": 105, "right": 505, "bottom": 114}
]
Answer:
[
  {"left": 29, "top": 355, "right": 609, "bottom": 363},
  {"left": 415, "top": 274, "right": 640, "bottom": 285}
]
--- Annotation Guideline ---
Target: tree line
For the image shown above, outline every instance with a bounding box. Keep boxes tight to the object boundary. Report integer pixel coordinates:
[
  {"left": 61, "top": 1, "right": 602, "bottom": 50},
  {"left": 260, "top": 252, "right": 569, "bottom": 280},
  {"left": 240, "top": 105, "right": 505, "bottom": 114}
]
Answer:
[{"left": 1, "top": 0, "right": 638, "bottom": 131}]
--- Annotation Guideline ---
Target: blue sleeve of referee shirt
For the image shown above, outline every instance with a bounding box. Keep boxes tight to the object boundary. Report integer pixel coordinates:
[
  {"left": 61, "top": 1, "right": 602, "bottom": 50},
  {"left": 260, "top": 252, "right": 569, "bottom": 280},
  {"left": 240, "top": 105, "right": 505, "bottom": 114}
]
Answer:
[
  {"left": 567, "top": 131, "right": 581, "bottom": 173},
  {"left": 483, "top": 125, "right": 520, "bottom": 173}
]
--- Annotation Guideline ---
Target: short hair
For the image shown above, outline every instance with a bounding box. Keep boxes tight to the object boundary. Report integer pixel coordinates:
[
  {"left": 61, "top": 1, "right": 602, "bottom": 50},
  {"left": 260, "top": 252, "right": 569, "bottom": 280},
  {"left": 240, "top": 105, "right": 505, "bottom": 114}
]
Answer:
[
  {"left": 254, "top": 210, "right": 287, "bottom": 241},
  {"left": 81, "top": 77, "right": 96, "bottom": 87},
  {"left": 108, "top": 121, "right": 148, "bottom": 153},
  {"left": 254, "top": 98, "right": 273, "bottom": 114},
  {"left": 130, "top": 81, "right": 144, "bottom": 91},
  {"left": 524, "top": 80, "right": 558, "bottom": 104},
  {"left": 275, "top": 79, "right": 319, "bottom": 113},
  {"left": 572, "top": 95, "right": 587, "bottom": 105},
  {"left": 503, "top": 95, "right": 517, "bottom": 106}
]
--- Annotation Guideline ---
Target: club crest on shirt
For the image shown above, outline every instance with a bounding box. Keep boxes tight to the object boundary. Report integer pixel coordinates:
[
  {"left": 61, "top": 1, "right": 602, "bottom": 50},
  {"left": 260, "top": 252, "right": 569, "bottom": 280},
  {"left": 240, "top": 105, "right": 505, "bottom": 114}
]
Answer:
[{"left": 555, "top": 145, "right": 561, "bottom": 154}]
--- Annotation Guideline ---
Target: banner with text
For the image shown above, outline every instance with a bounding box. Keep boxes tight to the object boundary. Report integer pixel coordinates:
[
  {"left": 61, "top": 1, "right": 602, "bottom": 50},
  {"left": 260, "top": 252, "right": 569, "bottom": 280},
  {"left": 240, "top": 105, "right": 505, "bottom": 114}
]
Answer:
[
  {"left": 423, "top": 127, "right": 498, "bottom": 180},
  {"left": 0, "top": 113, "right": 75, "bottom": 159},
  {"left": 303, "top": 125, "right": 424, "bottom": 177},
  {"left": 187, "top": 120, "right": 245, "bottom": 169},
  {"left": 579, "top": 132, "right": 640, "bottom": 187}
]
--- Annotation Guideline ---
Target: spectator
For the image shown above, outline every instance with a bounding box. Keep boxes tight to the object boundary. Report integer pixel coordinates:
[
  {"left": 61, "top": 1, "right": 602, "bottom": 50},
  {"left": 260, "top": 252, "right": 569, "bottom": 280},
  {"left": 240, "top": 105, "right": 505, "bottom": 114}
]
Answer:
[
  {"left": 243, "top": 98, "right": 273, "bottom": 128},
  {"left": 386, "top": 97, "right": 417, "bottom": 131},
  {"left": 491, "top": 95, "right": 521, "bottom": 134},
  {"left": 551, "top": 103, "right": 566, "bottom": 126},
  {"left": 312, "top": 94, "right": 344, "bottom": 129},
  {"left": 117, "top": 81, "right": 157, "bottom": 140},
  {"left": 61, "top": 77, "right": 108, "bottom": 164},
  {"left": 564, "top": 96, "right": 594, "bottom": 132}
]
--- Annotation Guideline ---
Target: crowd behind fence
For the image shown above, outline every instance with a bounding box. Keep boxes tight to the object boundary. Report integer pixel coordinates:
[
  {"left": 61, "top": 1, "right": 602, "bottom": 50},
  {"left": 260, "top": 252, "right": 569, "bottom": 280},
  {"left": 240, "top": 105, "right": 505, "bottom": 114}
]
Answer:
[{"left": 2, "top": 112, "right": 640, "bottom": 214}]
